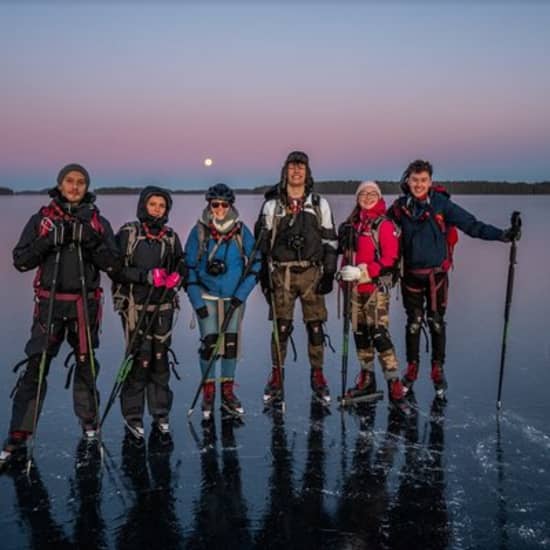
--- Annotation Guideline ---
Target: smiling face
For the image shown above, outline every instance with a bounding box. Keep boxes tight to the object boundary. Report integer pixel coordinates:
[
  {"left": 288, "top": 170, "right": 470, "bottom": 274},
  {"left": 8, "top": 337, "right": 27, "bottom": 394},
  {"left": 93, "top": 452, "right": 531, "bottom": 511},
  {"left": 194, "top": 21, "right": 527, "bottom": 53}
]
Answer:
[
  {"left": 408, "top": 170, "right": 432, "bottom": 199},
  {"left": 58, "top": 171, "right": 88, "bottom": 205},
  {"left": 209, "top": 199, "right": 230, "bottom": 220},
  {"left": 357, "top": 190, "right": 380, "bottom": 210},
  {"left": 145, "top": 195, "right": 167, "bottom": 219},
  {"left": 286, "top": 162, "right": 307, "bottom": 189}
]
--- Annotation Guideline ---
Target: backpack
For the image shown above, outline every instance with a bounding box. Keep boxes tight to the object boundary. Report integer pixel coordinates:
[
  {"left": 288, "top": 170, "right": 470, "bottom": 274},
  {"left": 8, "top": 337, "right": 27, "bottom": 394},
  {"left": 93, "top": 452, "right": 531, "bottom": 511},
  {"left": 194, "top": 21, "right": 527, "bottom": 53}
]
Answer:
[
  {"left": 391, "top": 185, "right": 459, "bottom": 271},
  {"left": 121, "top": 221, "right": 177, "bottom": 267}
]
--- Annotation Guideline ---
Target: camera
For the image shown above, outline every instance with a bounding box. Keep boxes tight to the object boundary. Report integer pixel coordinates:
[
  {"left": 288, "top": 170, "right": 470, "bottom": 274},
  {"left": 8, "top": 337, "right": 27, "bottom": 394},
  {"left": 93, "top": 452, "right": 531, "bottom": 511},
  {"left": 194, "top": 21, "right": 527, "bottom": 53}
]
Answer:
[
  {"left": 287, "top": 233, "right": 305, "bottom": 251},
  {"left": 207, "top": 259, "right": 227, "bottom": 276}
]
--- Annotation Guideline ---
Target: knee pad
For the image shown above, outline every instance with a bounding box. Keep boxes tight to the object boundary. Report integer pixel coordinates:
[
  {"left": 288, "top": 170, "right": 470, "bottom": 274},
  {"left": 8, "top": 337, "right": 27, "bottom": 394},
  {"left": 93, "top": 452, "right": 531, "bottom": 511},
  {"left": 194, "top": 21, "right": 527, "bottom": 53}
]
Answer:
[
  {"left": 372, "top": 326, "right": 394, "bottom": 353},
  {"left": 306, "top": 321, "right": 324, "bottom": 347},
  {"left": 353, "top": 323, "right": 372, "bottom": 350},
  {"left": 427, "top": 312, "right": 445, "bottom": 335},
  {"left": 199, "top": 333, "right": 218, "bottom": 360},
  {"left": 406, "top": 314, "right": 424, "bottom": 335},
  {"left": 276, "top": 319, "right": 294, "bottom": 344},
  {"left": 223, "top": 333, "right": 238, "bottom": 359}
]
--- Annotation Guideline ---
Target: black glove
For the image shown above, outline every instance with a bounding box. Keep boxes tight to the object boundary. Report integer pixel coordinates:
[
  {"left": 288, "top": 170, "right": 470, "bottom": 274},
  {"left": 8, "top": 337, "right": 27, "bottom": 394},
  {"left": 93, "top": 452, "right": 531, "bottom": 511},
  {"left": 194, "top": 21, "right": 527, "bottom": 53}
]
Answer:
[
  {"left": 338, "top": 223, "right": 357, "bottom": 253},
  {"left": 501, "top": 226, "right": 522, "bottom": 243},
  {"left": 35, "top": 217, "right": 64, "bottom": 251},
  {"left": 316, "top": 272, "right": 334, "bottom": 295},
  {"left": 196, "top": 306, "right": 209, "bottom": 319},
  {"left": 230, "top": 296, "right": 243, "bottom": 309}
]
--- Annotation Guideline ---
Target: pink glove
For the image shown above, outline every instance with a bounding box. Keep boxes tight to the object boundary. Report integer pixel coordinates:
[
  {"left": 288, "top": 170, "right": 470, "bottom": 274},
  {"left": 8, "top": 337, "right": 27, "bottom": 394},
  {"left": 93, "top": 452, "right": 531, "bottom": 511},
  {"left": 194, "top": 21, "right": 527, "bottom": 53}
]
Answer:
[
  {"left": 165, "top": 271, "right": 182, "bottom": 289},
  {"left": 147, "top": 268, "right": 167, "bottom": 287}
]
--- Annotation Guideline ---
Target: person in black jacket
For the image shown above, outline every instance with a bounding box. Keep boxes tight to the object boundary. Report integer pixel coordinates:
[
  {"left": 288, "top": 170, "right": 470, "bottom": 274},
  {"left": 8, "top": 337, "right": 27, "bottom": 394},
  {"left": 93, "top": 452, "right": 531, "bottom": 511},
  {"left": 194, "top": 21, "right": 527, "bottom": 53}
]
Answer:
[
  {"left": 389, "top": 159, "right": 520, "bottom": 400},
  {"left": 111, "top": 186, "right": 185, "bottom": 439},
  {"left": 256, "top": 151, "right": 338, "bottom": 406},
  {"left": 0, "top": 163, "right": 120, "bottom": 467}
]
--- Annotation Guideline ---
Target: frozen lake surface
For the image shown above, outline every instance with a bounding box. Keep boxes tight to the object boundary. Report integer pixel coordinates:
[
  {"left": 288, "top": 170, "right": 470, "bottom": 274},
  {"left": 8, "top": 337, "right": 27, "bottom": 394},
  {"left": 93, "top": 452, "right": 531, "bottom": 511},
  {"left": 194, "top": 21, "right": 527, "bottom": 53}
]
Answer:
[{"left": 0, "top": 194, "right": 548, "bottom": 549}]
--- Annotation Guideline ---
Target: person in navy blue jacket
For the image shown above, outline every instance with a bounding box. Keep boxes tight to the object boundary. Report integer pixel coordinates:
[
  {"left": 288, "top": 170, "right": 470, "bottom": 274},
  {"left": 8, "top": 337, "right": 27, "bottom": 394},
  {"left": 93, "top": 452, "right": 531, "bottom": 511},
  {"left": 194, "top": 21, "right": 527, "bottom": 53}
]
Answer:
[
  {"left": 184, "top": 184, "right": 261, "bottom": 420},
  {"left": 389, "top": 159, "right": 520, "bottom": 400}
]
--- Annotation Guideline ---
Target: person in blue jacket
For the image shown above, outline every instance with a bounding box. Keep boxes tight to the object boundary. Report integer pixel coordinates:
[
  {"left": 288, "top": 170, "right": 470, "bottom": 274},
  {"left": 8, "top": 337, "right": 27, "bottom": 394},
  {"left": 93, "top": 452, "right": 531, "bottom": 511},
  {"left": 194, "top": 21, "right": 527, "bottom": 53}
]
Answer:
[
  {"left": 389, "top": 159, "right": 521, "bottom": 400},
  {"left": 184, "top": 183, "right": 261, "bottom": 420}
]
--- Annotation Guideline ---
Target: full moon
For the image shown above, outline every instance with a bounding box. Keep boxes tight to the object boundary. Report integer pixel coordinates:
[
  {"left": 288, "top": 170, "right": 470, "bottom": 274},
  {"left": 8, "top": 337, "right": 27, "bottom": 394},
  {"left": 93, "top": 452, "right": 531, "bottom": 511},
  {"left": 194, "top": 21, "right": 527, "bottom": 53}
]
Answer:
[{"left": 204, "top": 157, "right": 213, "bottom": 167}]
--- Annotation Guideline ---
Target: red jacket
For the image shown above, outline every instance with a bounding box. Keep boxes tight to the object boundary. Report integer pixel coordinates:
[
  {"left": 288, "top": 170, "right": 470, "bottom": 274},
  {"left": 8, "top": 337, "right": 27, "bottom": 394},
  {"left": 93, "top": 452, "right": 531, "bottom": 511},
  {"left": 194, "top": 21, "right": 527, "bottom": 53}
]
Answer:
[{"left": 351, "top": 199, "right": 399, "bottom": 294}]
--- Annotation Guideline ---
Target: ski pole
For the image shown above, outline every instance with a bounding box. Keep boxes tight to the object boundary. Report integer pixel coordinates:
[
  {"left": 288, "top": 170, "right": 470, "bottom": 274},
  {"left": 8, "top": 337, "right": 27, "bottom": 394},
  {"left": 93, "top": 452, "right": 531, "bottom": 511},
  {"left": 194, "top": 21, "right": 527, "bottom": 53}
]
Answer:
[
  {"left": 26, "top": 224, "right": 64, "bottom": 476},
  {"left": 75, "top": 240, "right": 103, "bottom": 453},
  {"left": 266, "top": 257, "right": 286, "bottom": 413},
  {"left": 340, "top": 224, "right": 355, "bottom": 402},
  {"left": 99, "top": 284, "right": 155, "bottom": 427},
  {"left": 496, "top": 211, "right": 521, "bottom": 410},
  {"left": 187, "top": 228, "right": 264, "bottom": 418}
]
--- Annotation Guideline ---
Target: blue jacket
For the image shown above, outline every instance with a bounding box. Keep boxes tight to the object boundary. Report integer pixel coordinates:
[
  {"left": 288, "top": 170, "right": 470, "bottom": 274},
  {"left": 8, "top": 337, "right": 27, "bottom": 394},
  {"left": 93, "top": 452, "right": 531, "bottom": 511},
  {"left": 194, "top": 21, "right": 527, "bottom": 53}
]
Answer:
[
  {"left": 389, "top": 190, "right": 505, "bottom": 269},
  {"left": 184, "top": 221, "right": 261, "bottom": 310}
]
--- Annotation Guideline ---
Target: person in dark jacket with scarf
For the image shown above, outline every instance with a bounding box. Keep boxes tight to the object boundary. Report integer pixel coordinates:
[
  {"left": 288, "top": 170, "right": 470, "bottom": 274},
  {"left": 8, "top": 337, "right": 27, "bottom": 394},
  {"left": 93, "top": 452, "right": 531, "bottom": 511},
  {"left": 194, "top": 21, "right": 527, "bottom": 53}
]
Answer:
[
  {"left": 388, "top": 159, "right": 521, "bottom": 400},
  {"left": 111, "top": 186, "right": 186, "bottom": 439},
  {"left": 0, "top": 163, "right": 120, "bottom": 467},
  {"left": 337, "top": 181, "right": 407, "bottom": 409},
  {"left": 185, "top": 183, "right": 261, "bottom": 420}
]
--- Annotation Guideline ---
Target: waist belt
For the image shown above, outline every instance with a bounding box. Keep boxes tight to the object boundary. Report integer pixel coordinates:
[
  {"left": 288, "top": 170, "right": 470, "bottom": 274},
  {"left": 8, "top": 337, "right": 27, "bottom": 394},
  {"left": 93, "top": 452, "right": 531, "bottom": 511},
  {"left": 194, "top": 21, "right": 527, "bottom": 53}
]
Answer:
[
  {"left": 272, "top": 261, "right": 319, "bottom": 292},
  {"left": 36, "top": 288, "right": 102, "bottom": 354},
  {"left": 404, "top": 267, "right": 448, "bottom": 312}
]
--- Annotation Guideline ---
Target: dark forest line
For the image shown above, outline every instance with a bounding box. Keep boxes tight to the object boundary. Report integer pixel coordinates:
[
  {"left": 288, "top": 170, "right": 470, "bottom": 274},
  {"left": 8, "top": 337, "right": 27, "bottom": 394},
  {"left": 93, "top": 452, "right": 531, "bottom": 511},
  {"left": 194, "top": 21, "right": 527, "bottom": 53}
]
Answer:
[{"left": 1, "top": 180, "right": 550, "bottom": 196}]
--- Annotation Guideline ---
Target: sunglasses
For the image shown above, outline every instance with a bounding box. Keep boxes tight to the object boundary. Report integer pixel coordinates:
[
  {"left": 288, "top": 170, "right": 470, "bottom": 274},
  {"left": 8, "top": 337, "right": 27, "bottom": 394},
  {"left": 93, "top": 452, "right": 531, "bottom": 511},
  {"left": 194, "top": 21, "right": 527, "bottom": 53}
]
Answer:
[{"left": 210, "top": 201, "right": 230, "bottom": 209}]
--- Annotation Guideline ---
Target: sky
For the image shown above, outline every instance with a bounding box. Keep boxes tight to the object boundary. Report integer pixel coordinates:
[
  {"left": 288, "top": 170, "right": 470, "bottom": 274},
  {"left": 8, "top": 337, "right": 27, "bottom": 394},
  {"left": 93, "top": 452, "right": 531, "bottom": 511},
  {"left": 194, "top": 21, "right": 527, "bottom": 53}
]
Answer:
[{"left": 1, "top": 1, "right": 549, "bottom": 190}]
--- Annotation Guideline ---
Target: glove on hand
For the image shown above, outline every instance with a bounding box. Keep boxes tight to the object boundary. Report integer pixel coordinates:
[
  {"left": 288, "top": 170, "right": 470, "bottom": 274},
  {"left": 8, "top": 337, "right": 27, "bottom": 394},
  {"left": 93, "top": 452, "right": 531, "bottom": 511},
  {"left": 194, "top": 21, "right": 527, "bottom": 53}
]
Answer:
[
  {"left": 336, "top": 265, "right": 362, "bottom": 282},
  {"left": 37, "top": 217, "right": 63, "bottom": 249},
  {"left": 147, "top": 268, "right": 167, "bottom": 287},
  {"left": 165, "top": 272, "right": 182, "bottom": 289},
  {"left": 75, "top": 222, "right": 103, "bottom": 249},
  {"left": 501, "top": 226, "right": 522, "bottom": 242},
  {"left": 316, "top": 272, "right": 334, "bottom": 295}
]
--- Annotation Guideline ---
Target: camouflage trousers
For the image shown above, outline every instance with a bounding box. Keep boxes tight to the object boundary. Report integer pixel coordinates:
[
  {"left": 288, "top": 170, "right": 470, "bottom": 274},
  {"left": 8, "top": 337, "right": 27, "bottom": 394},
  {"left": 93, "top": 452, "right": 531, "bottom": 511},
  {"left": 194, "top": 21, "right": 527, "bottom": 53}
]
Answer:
[
  {"left": 269, "top": 265, "right": 327, "bottom": 370},
  {"left": 351, "top": 289, "right": 399, "bottom": 380}
]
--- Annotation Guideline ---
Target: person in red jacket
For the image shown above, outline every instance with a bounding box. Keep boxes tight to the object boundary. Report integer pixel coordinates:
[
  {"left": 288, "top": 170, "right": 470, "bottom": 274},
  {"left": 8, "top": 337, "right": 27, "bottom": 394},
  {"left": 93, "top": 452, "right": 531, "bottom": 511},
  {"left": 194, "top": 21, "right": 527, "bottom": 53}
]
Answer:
[{"left": 337, "top": 181, "right": 408, "bottom": 409}]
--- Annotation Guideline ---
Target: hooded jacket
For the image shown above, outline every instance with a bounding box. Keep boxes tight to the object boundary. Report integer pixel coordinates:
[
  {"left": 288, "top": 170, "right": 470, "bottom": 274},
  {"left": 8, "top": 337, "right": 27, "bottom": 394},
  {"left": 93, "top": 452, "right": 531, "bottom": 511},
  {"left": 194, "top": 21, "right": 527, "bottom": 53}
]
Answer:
[
  {"left": 13, "top": 188, "right": 119, "bottom": 293},
  {"left": 112, "top": 186, "right": 184, "bottom": 305}
]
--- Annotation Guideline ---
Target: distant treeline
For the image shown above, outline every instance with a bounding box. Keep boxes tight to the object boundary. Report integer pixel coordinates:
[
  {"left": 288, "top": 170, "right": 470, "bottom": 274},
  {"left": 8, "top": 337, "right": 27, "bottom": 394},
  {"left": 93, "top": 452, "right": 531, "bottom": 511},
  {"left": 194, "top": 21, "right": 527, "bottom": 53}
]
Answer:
[{"left": 2, "top": 180, "right": 550, "bottom": 196}]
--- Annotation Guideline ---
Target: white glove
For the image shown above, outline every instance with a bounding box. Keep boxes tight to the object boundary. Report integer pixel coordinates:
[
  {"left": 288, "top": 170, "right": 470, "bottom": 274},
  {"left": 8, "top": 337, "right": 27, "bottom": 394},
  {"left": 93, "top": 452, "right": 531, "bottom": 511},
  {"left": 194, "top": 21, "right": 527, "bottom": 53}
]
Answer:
[
  {"left": 357, "top": 263, "right": 372, "bottom": 283},
  {"left": 337, "top": 265, "right": 362, "bottom": 282}
]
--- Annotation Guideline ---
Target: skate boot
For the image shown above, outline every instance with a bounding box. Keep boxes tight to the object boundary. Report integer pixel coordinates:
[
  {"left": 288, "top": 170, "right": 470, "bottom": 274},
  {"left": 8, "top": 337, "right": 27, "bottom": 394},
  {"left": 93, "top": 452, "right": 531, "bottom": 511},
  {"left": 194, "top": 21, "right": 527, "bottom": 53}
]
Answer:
[
  {"left": 341, "top": 369, "right": 383, "bottom": 406},
  {"left": 311, "top": 368, "right": 331, "bottom": 406},
  {"left": 0, "top": 431, "right": 29, "bottom": 471},
  {"left": 153, "top": 417, "right": 170, "bottom": 435},
  {"left": 221, "top": 379, "right": 244, "bottom": 418},
  {"left": 431, "top": 361, "right": 448, "bottom": 401},
  {"left": 263, "top": 366, "right": 283, "bottom": 404},
  {"left": 82, "top": 420, "right": 100, "bottom": 441},
  {"left": 401, "top": 361, "right": 419, "bottom": 395},
  {"left": 388, "top": 378, "right": 412, "bottom": 417},
  {"left": 202, "top": 380, "right": 216, "bottom": 421},
  {"left": 124, "top": 418, "right": 145, "bottom": 440}
]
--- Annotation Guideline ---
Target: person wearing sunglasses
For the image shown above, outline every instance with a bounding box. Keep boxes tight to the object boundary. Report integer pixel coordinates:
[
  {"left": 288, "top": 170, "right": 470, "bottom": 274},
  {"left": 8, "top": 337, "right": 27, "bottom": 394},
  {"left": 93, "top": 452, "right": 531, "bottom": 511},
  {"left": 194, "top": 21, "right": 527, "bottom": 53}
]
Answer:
[
  {"left": 184, "top": 183, "right": 261, "bottom": 420},
  {"left": 255, "top": 151, "right": 338, "bottom": 408}
]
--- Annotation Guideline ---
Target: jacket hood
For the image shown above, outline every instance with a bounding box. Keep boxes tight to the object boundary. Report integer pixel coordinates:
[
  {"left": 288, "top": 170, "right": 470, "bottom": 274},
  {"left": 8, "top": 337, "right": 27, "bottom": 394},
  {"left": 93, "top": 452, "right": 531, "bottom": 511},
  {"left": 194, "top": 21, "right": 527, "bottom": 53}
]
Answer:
[{"left": 137, "top": 185, "right": 173, "bottom": 227}]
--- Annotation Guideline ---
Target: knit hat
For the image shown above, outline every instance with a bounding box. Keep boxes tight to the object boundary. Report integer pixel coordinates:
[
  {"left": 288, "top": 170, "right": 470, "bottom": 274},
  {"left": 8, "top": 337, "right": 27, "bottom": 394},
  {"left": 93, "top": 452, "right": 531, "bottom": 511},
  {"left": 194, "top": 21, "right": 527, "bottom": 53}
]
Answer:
[
  {"left": 57, "top": 163, "right": 90, "bottom": 189},
  {"left": 355, "top": 180, "right": 381, "bottom": 199}
]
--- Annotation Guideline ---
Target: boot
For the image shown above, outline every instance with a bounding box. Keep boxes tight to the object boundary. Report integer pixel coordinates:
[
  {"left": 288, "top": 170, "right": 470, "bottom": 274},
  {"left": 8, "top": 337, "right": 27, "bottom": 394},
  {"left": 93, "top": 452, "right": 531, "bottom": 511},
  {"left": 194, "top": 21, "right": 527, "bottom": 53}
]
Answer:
[
  {"left": 345, "top": 369, "right": 377, "bottom": 399},
  {"left": 311, "top": 368, "right": 331, "bottom": 405},
  {"left": 202, "top": 380, "right": 216, "bottom": 421},
  {"left": 124, "top": 418, "right": 145, "bottom": 440},
  {"left": 221, "top": 379, "right": 244, "bottom": 417},
  {"left": 0, "top": 431, "right": 29, "bottom": 469},
  {"left": 263, "top": 366, "right": 283, "bottom": 404},
  {"left": 431, "top": 361, "right": 448, "bottom": 400},
  {"left": 402, "top": 361, "right": 419, "bottom": 394},
  {"left": 388, "top": 378, "right": 411, "bottom": 416},
  {"left": 82, "top": 421, "right": 100, "bottom": 441},
  {"left": 153, "top": 416, "right": 170, "bottom": 435}
]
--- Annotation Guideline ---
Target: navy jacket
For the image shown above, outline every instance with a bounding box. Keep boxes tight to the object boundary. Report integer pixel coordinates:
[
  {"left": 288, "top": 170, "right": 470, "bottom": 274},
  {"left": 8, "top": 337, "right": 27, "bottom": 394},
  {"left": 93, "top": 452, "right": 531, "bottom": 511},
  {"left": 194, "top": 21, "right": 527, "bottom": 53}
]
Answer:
[{"left": 389, "top": 190, "right": 505, "bottom": 269}]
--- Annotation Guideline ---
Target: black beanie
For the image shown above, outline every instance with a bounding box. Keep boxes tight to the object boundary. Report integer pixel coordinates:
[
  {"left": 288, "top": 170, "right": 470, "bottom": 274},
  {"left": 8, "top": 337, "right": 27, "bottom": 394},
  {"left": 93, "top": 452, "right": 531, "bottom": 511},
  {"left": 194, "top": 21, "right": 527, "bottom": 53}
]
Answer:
[{"left": 57, "top": 163, "right": 90, "bottom": 189}]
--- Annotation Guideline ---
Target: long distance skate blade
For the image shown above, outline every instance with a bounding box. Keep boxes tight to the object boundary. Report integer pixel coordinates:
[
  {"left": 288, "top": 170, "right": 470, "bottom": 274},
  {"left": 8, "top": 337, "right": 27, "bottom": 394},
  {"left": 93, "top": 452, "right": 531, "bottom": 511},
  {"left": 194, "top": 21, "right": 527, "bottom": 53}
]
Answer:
[{"left": 339, "top": 391, "right": 384, "bottom": 408}]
